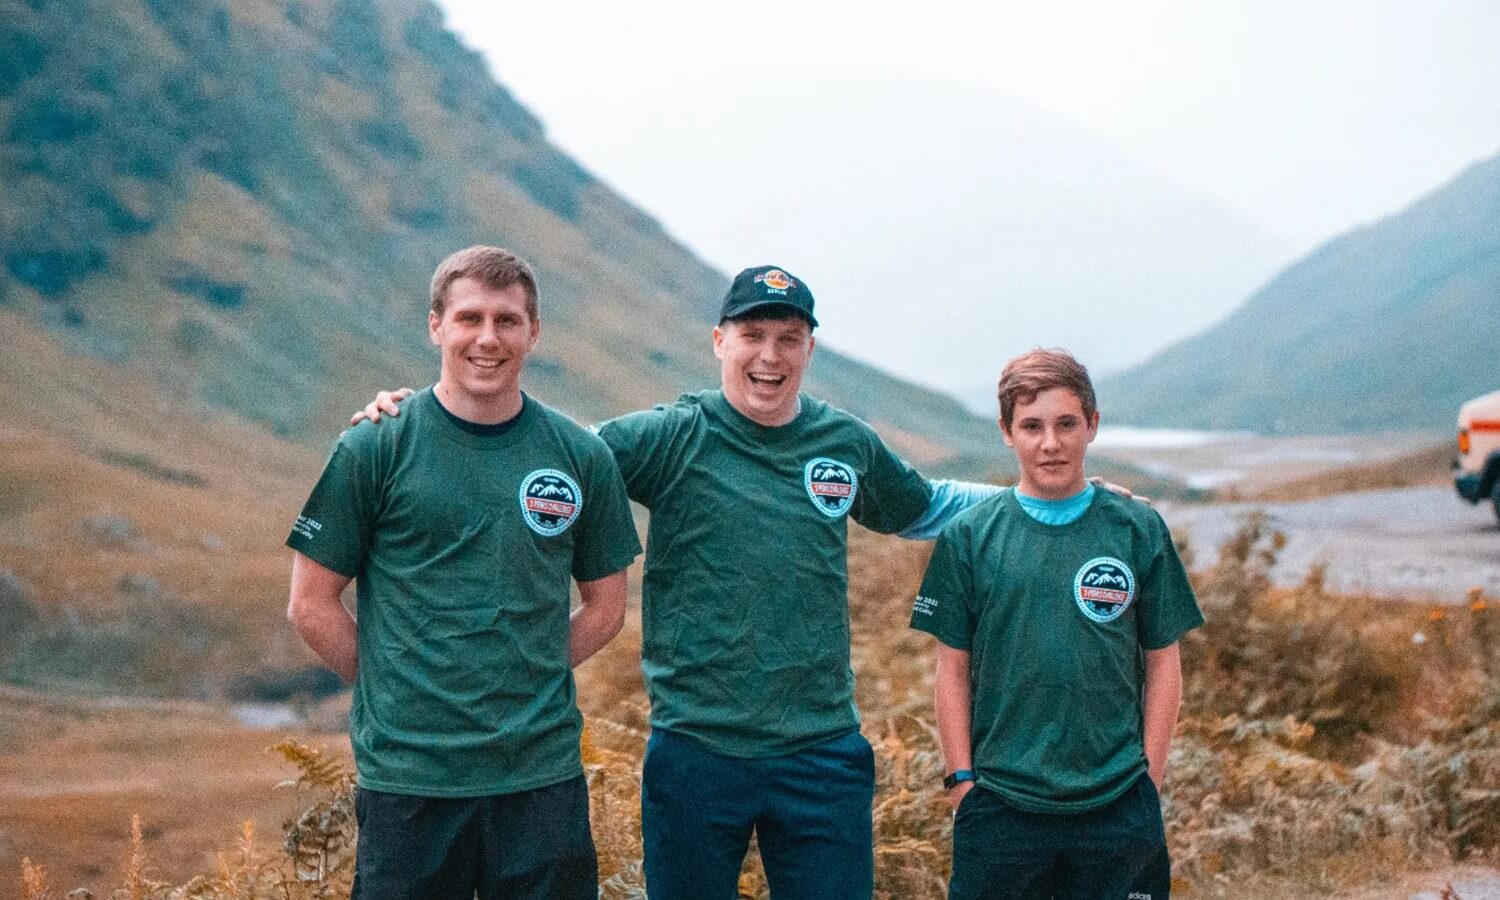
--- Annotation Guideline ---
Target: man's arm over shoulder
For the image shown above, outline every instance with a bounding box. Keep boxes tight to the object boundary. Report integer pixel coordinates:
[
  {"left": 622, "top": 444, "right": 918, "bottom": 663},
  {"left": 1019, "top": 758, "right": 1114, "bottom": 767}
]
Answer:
[
  {"left": 898, "top": 479, "right": 1004, "bottom": 540},
  {"left": 570, "top": 434, "right": 643, "bottom": 584},
  {"left": 593, "top": 403, "right": 687, "bottom": 506},
  {"left": 848, "top": 424, "right": 936, "bottom": 535}
]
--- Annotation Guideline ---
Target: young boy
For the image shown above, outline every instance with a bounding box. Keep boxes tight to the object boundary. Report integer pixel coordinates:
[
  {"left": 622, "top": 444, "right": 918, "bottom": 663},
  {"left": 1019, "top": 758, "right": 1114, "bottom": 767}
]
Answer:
[{"left": 909, "top": 348, "right": 1203, "bottom": 900}]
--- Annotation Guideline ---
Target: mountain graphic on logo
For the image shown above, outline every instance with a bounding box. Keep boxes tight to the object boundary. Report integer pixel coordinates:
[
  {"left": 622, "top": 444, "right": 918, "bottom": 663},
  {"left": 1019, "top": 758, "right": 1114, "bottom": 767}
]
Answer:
[
  {"left": 529, "top": 482, "right": 572, "bottom": 499},
  {"left": 813, "top": 465, "right": 851, "bottom": 482},
  {"left": 1084, "top": 570, "right": 1128, "bottom": 589}
]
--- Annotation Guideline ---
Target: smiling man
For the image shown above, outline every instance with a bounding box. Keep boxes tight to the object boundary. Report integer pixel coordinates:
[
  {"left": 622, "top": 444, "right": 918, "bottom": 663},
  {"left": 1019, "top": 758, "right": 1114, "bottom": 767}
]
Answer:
[
  {"left": 594, "top": 265, "right": 950, "bottom": 899},
  {"left": 356, "top": 264, "right": 1005, "bottom": 898},
  {"left": 286, "top": 246, "right": 642, "bottom": 900}
]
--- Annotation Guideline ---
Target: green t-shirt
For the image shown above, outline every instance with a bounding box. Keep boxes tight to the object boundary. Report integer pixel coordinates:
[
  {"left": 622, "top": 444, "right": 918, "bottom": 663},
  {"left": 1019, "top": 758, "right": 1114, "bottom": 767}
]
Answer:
[
  {"left": 286, "top": 389, "right": 642, "bottom": 797},
  {"left": 910, "top": 488, "right": 1203, "bottom": 813},
  {"left": 596, "top": 390, "right": 933, "bottom": 757}
]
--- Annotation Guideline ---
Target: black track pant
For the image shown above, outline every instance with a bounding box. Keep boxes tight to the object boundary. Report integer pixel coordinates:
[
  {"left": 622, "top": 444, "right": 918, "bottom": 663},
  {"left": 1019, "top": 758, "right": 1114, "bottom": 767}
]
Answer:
[{"left": 352, "top": 775, "right": 596, "bottom": 900}]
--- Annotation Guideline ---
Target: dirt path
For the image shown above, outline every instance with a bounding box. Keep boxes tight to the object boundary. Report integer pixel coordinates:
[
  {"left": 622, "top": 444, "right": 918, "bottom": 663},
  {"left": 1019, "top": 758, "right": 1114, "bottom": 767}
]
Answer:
[{"left": 1160, "top": 486, "right": 1500, "bottom": 602}]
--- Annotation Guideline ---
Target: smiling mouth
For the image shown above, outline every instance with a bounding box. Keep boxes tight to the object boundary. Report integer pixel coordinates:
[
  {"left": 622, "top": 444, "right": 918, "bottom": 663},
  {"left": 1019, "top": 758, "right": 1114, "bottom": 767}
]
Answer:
[
  {"left": 469, "top": 357, "right": 505, "bottom": 370},
  {"left": 747, "top": 373, "right": 786, "bottom": 387}
]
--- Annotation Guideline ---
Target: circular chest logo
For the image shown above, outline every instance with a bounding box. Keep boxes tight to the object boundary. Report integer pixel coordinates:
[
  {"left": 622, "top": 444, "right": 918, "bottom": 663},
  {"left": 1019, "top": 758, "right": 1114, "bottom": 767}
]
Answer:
[
  {"left": 519, "top": 469, "right": 582, "bottom": 536},
  {"left": 804, "top": 457, "right": 858, "bottom": 518},
  {"left": 1073, "top": 557, "right": 1136, "bottom": 623}
]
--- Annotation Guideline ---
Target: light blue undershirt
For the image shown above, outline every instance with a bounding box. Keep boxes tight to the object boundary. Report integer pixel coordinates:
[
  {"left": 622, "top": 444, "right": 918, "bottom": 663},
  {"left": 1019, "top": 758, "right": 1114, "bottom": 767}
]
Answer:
[
  {"left": 898, "top": 479, "right": 1004, "bottom": 540},
  {"left": 1014, "top": 482, "right": 1096, "bottom": 526},
  {"left": 892, "top": 479, "right": 1098, "bottom": 540}
]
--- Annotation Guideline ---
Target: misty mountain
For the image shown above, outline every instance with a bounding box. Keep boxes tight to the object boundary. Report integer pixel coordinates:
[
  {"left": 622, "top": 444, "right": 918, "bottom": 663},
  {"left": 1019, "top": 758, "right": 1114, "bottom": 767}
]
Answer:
[
  {"left": 1099, "top": 150, "right": 1500, "bottom": 433},
  {"left": 533, "top": 76, "right": 1293, "bottom": 399}
]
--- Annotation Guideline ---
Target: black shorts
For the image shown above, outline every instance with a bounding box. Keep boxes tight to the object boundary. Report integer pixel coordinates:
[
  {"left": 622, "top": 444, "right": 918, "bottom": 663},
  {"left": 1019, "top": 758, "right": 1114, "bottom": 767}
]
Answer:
[
  {"left": 949, "top": 773, "right": 1170, "bottom": 900},
  {"left": 352, "top": 774, "right": 596, "bottom": 900}
]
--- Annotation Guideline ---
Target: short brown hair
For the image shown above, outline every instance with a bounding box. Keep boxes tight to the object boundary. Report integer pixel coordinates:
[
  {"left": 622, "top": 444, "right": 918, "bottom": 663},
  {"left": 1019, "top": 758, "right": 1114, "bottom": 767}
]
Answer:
[
  {"left": 429, "top": 246, "right": 539, "bottom": 319},
  {"left": 998, "top": 348, "right": 1097, "bottom": 429}
]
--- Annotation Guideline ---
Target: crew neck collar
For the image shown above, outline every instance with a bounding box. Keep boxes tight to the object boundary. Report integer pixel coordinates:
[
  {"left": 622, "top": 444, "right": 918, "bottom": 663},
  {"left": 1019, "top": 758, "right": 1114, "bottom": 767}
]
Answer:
[
  {"left": 705, "top": 389, "right": 811, "bottom": 439},
  {"left": 422, "top": 387, "right": 539, "bottom": 449}
]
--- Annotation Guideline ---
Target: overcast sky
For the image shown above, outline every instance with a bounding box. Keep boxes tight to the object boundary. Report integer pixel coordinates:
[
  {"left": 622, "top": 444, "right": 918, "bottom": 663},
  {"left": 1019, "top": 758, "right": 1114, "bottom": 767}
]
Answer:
[{"left": 437, "top": 0, "right": 1500, "bottom": 252}]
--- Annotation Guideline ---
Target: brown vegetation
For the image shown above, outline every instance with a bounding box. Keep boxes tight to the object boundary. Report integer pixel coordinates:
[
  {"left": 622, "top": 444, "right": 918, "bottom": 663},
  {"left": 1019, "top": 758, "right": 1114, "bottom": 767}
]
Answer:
[{"left": 11, "top": 518, "right": 1500, "bottom": 897}]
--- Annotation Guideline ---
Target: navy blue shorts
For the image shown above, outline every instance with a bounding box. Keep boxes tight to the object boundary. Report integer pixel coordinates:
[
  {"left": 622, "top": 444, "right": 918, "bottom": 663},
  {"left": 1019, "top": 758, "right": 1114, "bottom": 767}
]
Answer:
[
  {"left": 948, "top": 774, "right": 1171, "bottom": 900},
  {"left": 641, "top": 728, "right": 876, "bottom": 900},
  {"left": 351, "top": 774, "right": 596, "bottom": 900}
]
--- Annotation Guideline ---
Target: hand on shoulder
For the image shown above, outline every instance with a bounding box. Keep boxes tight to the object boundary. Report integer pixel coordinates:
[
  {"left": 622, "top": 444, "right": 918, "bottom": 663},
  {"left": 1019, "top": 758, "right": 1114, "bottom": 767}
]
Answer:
[
  {"left": 1089, "top": 475, "right": 1151, "bottom": 506},
  {"left": 350, "top": 388, "right": 415, "bottom": 426}
]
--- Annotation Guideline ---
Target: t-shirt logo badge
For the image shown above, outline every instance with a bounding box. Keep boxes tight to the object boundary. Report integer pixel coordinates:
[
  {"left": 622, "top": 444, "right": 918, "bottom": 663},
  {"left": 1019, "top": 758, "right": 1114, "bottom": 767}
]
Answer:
[
  {"left": 804, "top": 457, "right": 858, "bottom": 518},
  {"left": 1073, "top": 557, "right": 1136, "bottom": 623},
  {"left": 519, "top": 469, "right": 583, "bottom": 536}
]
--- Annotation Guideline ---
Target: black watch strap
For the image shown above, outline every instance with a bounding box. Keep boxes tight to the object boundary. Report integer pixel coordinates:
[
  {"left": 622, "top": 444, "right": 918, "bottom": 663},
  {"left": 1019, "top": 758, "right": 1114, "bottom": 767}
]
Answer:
[{"left": 943, "top": 769, "right": 975, "bottom": 790}]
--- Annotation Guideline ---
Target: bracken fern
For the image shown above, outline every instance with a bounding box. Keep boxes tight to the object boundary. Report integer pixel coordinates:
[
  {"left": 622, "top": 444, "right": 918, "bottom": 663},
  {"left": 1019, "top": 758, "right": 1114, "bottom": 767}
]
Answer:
[{"left": 17, "top": 518, "right": 1500, "bottom": 897}]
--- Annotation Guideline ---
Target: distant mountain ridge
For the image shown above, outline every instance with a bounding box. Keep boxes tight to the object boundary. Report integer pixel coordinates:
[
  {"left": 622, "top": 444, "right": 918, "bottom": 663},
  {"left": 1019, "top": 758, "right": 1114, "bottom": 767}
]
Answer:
[
  {"left": 0, "top": 0, "right": 1005, "bottom": 471},
  {"left": 543, "top": 76, "right": 1294, "bottom": 395},
  {"left": 1099, "top": 150, "right": 1500, "bottom": 433}
]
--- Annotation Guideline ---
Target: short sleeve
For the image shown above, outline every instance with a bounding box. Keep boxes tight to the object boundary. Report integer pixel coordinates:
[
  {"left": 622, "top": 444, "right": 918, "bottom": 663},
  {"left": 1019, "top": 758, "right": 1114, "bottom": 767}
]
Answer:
[
  {"left": 570, "top": 441, "right": 644, "bottom": 582},
  {"left": 851, "top": 430, "right": 934, "bottom": 534},
  {"left": 1137, "top": 512, "right": 1205, "bottom": 650},
  {"left": 594, "top": 406, "right": 676, "bottom": 507},
  {"left": 909, "top": 525, "right": 976, "bottom": 650},
  {"left": 285, "top": 431, "right": 379, "bottom": 577}
]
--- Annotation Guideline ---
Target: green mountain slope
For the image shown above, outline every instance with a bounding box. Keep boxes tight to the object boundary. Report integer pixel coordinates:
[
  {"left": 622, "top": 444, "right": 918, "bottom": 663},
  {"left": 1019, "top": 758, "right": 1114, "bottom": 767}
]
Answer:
[
  {"left": 1099, "top": 151, "right": 1500, "bottom": 433},
  {"left": 0, "top": 0, "right": 1003, "bottom": 470}
]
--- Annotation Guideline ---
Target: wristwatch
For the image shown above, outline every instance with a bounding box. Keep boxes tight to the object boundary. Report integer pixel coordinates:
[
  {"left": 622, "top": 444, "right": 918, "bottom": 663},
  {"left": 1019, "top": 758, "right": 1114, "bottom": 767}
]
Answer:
[{"left": 943, "top": 769, "right": 975, "bottom": 790}]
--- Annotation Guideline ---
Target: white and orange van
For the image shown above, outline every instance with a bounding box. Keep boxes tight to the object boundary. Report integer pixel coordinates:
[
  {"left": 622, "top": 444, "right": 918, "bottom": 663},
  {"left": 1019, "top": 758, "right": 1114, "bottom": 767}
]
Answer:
[{"left": 1456, "top": 389, "right": 1500, "bottom": 524}]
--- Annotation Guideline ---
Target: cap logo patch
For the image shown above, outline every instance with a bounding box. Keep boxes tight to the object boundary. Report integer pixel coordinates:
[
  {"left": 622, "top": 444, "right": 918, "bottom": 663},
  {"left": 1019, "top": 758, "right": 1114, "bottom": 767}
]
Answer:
[
  {"left": 804, "top": 457, "right": 858, "bottom": 517},
  {"left": 519, "top": 469, "right": 582, "bottom": 536},
  {"left": 1073, "top": 557, "right": 1136, "bottom": 623},
  {"left": 756, "top": 269, "right": 794, "bottom": 292}
]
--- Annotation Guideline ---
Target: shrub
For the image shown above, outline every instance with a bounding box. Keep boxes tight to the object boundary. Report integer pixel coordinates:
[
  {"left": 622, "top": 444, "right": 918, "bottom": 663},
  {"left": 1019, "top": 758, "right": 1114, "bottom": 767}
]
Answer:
[{"left": 16, "top": 520, "right": 1500, "bottom": 897}]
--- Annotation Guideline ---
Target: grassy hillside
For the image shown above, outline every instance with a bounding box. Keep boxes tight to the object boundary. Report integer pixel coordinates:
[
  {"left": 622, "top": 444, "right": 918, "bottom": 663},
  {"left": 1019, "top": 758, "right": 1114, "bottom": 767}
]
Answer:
[
  {"left": 1100, "top": 151, "right": 1500, "bottom": 433},
  {"left": 0, "top": 0, "right": 1006, "bottom": 469}
]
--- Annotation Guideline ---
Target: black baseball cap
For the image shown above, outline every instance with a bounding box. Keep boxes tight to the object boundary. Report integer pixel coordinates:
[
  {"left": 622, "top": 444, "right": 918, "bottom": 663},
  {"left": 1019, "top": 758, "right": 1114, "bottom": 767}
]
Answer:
[{"left": 718, "top": 265, "right": 818, "bottom": 328}]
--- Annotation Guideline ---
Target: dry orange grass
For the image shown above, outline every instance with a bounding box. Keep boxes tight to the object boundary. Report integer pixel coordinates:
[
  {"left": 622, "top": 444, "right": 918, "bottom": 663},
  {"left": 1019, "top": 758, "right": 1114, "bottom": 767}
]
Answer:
[
  {"left": 0, "top": 687, "right": 354, "bottom": 894},
  {"left": 12, "top": 520, "right": 1500, "bottom": 898}
]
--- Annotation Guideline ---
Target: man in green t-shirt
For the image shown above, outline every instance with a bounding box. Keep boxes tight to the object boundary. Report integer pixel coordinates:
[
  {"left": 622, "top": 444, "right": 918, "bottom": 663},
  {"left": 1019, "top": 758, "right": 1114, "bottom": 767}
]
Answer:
[
  {"left": 286, "top": 246, "right": 642, "bottom": 900},
  {"left": 356, "top": 265, "right": 998, "bottom": 899},
  {"left": 910, "top": 348, "right": 1203, "bottom": 900}
]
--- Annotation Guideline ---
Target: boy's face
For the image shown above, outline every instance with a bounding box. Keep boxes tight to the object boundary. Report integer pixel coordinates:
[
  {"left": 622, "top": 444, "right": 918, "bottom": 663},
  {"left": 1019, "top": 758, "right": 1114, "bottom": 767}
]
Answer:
[{"left": 1001, "top": 387, "right": 1099, "bottom": 500}]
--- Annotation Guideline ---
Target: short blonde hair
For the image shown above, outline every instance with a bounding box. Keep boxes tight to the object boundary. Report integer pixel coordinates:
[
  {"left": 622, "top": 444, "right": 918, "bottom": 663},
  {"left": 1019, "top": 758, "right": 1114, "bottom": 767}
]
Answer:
[
  {"left": 429, "top": 246, "right": 539, "bottom": 319},
  {"left": 998, "top": 348, "right": 1096, "bottom": 429}
]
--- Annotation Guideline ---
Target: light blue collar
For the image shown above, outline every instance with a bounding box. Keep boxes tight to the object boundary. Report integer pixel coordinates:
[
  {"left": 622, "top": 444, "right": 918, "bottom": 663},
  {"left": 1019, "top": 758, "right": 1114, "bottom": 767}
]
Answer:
[{"left": 1014, "top": 483, "right": 1095, "bottom": 526}]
